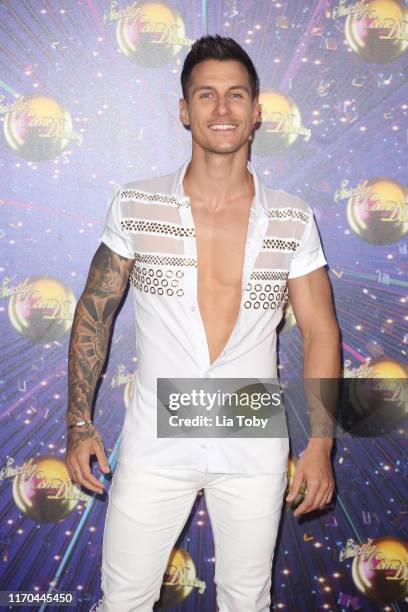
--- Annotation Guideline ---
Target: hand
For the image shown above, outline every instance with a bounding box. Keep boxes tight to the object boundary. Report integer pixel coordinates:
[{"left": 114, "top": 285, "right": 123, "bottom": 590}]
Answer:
[
  {"left": 65, "top": 423, "right": 110, "bottom": 494},
  {"left": 286, "top": 445, "right": 335, "bottom": 517}
]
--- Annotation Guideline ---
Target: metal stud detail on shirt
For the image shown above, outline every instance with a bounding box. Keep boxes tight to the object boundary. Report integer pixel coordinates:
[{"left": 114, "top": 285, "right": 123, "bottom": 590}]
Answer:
[
  {"left": 267, "top": 207, "right": 309, "bottom": 223},
  {"left": 250, "top": 270, "right": 288, "bottom": 281},
  {"left": 120, "top": 190, "right": 182, "bottom": 206},
  {"left": 134, "top": 253, "right": 197, "bottom": 267},
  {"left": 130, "top": 265, "right": 185, "bottom": 297},
  {"left": 119, "top": 189, "right": 191, "bottom": 208},
  {"left": 244, "top": 277, "right": 289, "bottom": 310},
  {"left": 262, "top": 238, "right": 299, "bottom": 252},
  {"left": 120, "top": 219, "right": 195, "bottom": 238}
]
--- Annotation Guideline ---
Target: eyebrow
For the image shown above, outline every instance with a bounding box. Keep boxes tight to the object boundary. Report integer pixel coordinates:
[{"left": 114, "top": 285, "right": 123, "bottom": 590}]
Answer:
[{"left": 192, "top": 85, "right": 250, "bottom": 95}]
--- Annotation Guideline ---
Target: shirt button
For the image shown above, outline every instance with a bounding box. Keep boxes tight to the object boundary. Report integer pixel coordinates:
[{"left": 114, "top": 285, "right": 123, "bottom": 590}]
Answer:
[
  {"left": 200, "top": 444, "right": 207, "bottom": 449},
  {"left": 190, "top": 306, "right": 195, "bottom": 312}
]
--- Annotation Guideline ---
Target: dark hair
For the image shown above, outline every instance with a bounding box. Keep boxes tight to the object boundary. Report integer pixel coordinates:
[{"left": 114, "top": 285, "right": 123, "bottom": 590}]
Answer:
[{"left": 181, "top": 34, "right": 259, "bottom": 101}]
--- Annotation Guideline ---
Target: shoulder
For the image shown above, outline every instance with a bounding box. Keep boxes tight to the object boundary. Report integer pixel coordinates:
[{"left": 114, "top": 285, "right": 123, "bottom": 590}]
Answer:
[
  {"left": 260, "top": 184, "right": 315, "bottom": 246},
  {"left": 120, "top": 168, "right": 176, "bottom": 200},
  {"left": 262, "top": 183, "right": 313, "bottom": 220}
]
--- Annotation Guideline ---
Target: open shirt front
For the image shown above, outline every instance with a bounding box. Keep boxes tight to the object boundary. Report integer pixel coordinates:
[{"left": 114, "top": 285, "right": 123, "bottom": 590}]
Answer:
[{"left": 99, "top": 158, "right": 328, "bottom": 473}]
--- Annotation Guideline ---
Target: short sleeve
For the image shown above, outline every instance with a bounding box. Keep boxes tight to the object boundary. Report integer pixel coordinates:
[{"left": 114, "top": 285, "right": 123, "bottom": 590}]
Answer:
[
  {"left": 288, "top": 207, "right": 327, "bottom": 279},
  {"left": 99, "top": 185, "right": 135, "bottom": 259}
]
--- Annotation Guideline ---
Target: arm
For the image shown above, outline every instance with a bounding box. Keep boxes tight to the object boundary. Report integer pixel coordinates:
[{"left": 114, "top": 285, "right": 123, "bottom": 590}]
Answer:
[
  {"left": 288, "top": 266, "right": 341, "bottom": 445},
  {"left": 65, "top": 243, "right": 134, "bottom": 494},
  {"left": 285, "top": 266, "right": 341, "bottom": 516}
]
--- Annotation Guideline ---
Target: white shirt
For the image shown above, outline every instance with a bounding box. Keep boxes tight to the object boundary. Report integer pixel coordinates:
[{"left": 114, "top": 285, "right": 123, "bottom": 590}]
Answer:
[{"left": 99, "top": 158, "right": 328, "bottom": 474}]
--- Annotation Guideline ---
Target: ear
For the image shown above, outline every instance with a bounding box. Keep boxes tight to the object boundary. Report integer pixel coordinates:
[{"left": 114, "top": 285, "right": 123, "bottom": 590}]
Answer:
[
  {"left": 179, "top": 97, "right": 190, "bottom": 127},
  {"left": 253, "top": 98, "right": 261, "bottom": 125}
]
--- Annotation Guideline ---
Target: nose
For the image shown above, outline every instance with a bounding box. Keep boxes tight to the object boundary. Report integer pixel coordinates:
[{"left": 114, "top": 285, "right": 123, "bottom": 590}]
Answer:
[{"left": 214, "top": 95, "right": 230, "bottom": 115}]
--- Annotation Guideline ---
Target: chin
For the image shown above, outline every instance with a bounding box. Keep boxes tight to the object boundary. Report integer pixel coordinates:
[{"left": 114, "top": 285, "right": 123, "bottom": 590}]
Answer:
[{"left": 204, "top": 144, "right": 242, "bottom": 155}]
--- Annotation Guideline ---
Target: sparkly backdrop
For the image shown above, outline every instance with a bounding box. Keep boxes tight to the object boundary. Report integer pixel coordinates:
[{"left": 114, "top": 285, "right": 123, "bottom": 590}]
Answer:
[{"left": 0, "top": 1, "right": 407, "bottom": 611}]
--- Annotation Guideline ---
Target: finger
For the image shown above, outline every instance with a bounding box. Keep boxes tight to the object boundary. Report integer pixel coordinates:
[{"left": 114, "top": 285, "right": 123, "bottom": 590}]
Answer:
[
  {"left": 77, "top": 455, "right": 105, "bottom": 493},
  {"left": 74, "top": 467, "right": 102, "bottom": 494},
  {"left": 82, "top": 465, "right": 105, "bottom": 493},
  {"left": 65, "top": 452, "right": 79, "bottom": 481},
  {"left": 70, "top": 459, "right": 83, "bottom": 485},
  {"left": 293, "top": 483, "right": 319, "bottom": 516},
  {"left": 65, "top": 461, "right": 76, "bottom": 483},
  {"left": 93, "top": 443, "right": 110, "bottom": 475},
  {"left": 71, "top": 458, "right": 100, "bottom": 494},
  {"left": 286, "top": 475, "right": 305, "bottom": 501},
  {"left": 313, "top": 488, "right": 329, "bottom": 511},
  {"left": 312, "top": 479, "right": 335, "bottom": 511},
  {"left": 321, "top": 487, "right": 335, "bottom": 507}
]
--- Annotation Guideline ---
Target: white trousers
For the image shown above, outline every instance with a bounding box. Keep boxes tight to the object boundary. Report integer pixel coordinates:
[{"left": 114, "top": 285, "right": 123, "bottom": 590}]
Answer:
[{"left": 95, "top": 462, "right": 287, "bottom": 612}]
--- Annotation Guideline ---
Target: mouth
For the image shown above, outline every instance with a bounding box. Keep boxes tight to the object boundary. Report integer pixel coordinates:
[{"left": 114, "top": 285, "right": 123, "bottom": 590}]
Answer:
[{"left": 208, "top": 124, "right": 238, "bottom": 132}]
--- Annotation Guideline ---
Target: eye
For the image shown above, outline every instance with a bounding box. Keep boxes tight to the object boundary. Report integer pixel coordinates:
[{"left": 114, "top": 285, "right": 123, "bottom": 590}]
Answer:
[
  {"left": 231, "top": 92, "right": 243, "bottom": 98},
  {"left": 199, "top": 92, "right": 212, "bottom": 98}
]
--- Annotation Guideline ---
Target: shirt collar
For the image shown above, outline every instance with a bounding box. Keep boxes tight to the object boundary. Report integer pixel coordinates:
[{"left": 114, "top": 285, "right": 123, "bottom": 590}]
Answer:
[{"left": 172, "top": 157, "right": 267, "bottom": 214}]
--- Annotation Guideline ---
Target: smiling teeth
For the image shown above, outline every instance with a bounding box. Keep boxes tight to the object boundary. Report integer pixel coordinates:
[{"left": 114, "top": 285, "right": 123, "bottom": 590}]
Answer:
[{"left": 209, "top": 124, "right": 237, "bottom": 130}]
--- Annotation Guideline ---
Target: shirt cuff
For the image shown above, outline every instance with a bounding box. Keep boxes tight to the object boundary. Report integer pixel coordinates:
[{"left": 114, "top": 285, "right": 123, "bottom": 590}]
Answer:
[
  {"left": 287, "top": 247, "right": 327, "bottom": 279},
  {"left": 99, "top": 226, "right": 135, "bottom": 259}
]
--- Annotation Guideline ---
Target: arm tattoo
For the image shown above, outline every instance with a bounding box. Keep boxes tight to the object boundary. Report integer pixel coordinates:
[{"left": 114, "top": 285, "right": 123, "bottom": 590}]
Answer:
[{"left": 66, "top": 243, "right": 134, "bottom": 448}]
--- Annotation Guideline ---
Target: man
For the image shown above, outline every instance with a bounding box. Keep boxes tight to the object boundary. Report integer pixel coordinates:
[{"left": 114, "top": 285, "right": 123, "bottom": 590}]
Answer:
[{"left": 65, "top": 35, "right": 340, "bottom": 611}]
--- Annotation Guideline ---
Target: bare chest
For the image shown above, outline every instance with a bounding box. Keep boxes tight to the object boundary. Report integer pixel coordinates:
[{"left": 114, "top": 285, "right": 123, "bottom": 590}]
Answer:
[
  {"left": 189, "top": 195, "right": 253, "bottom": 365},
  {"left": 191, "top": 199, "right": 252, "bottom": 288}
]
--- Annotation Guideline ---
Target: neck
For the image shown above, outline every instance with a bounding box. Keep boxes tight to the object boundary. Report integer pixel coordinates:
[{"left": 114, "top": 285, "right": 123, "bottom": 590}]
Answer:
[{"left": 182, "top": 148, "right": 254, "bottom": 208}]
